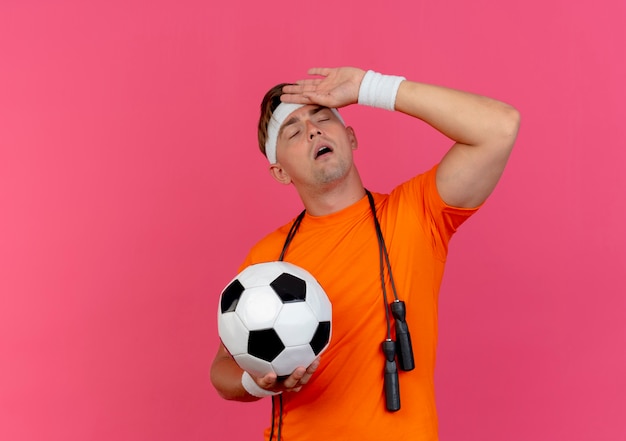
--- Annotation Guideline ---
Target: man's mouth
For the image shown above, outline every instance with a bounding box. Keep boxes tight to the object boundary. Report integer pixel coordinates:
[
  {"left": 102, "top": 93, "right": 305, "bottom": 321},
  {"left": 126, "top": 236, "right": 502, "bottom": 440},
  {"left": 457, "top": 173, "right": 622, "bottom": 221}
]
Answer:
[{"left": 315, "top": 146, "right": 333, "bottom": 159}]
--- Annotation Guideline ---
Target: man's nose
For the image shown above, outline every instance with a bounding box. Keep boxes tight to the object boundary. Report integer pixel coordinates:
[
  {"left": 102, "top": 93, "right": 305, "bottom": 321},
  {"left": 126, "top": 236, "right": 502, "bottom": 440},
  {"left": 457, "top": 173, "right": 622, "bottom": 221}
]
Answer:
[{"left": 307, "top": 121, "right": 322, "bottom": 140}]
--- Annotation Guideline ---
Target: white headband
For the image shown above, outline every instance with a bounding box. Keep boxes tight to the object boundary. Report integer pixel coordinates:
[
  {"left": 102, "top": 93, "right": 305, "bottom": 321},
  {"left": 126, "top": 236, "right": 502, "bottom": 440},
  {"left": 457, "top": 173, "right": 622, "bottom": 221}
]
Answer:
[{"left": 264, "top": 103, "right": 344, "bottom": 164}]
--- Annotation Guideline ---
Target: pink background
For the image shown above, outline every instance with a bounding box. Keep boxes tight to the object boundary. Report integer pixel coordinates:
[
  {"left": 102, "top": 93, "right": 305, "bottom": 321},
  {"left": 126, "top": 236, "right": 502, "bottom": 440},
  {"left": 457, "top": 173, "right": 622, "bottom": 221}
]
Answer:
[{"left": 1, "top": 0, "right": 624, "bottom": 440}]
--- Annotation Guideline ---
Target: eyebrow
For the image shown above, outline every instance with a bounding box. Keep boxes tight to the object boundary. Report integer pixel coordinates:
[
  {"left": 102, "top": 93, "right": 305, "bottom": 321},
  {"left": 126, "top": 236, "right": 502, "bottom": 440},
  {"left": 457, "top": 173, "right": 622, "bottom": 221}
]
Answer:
[{"left": 278, "top": 106, "right": 327, "bottom": 138}]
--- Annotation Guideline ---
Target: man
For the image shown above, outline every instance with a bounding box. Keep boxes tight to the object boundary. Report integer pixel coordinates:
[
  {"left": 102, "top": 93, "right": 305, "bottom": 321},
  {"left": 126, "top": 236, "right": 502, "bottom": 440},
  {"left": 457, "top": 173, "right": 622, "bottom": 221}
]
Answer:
[{"left": 211, "top": 66, "right": 520, "bottom": 440}]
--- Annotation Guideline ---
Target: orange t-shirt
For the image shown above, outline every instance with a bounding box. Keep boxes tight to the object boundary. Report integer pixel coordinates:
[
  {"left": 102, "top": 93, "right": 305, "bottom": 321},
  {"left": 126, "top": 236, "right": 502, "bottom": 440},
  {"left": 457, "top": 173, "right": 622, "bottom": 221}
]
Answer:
[{"left": 240, "top": 165, "right": 478, "bottom": 441}]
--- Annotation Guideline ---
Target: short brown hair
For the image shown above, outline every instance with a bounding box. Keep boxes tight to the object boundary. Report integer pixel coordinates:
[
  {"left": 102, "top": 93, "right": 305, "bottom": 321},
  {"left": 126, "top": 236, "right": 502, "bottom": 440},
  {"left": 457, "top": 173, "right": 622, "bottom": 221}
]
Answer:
[{"left": 257, "top": 83, "right": 292, "bottom": 157}]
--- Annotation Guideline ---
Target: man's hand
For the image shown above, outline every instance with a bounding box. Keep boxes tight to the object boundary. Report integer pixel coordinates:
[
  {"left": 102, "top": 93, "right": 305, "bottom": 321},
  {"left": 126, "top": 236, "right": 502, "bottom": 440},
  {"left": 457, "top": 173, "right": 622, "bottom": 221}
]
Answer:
[
  {"left": 281, "top": 67, "right": 366, "bottom": 109},
  {"left": 253, "top": 357, "right": 321, "bottom": 394}
]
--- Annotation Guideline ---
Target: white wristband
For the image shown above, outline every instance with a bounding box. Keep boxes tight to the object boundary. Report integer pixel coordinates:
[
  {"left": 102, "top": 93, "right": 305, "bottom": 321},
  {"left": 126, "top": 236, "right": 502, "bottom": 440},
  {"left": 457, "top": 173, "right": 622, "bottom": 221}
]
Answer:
[
  {"left": 241, "top": 371, "right": 281, "bottom": 398},
  {"left": 358, "top": 70, "right": 406, "bottom": 111}
]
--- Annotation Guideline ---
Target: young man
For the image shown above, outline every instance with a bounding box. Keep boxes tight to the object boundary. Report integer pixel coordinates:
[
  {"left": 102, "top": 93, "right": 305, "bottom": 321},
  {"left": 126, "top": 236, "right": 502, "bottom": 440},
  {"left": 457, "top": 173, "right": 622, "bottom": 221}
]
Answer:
[{"left": 211, "top": 66, "right": 520, "bottom": 440}]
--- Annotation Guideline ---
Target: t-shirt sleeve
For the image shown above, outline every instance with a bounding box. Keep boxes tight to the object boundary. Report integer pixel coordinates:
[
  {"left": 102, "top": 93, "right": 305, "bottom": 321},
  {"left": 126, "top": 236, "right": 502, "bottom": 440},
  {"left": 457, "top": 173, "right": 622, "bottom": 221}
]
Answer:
[{"left": 390, "top": 164, "right": 481, "bottom": 260}]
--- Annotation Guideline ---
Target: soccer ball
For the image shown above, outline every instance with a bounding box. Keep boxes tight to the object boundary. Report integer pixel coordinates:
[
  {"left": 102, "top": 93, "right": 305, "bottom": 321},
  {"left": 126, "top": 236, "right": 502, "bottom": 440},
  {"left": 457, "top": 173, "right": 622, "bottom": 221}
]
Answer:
[{"left": 217, "top": 261, "right": 332, "bottom": 378}]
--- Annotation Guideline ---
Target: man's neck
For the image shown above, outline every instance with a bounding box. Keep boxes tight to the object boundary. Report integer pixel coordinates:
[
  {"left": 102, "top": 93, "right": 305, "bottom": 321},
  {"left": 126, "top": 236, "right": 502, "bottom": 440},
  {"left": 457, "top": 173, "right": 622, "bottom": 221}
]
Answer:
[{"left": 297, "top": 172, "right": 366, "bottom": 217}]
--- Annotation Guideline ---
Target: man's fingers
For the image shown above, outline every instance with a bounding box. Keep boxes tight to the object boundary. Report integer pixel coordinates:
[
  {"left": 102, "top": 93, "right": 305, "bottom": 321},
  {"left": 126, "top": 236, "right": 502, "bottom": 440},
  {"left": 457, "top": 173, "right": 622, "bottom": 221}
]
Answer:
[
  {"left": 283, "top": 357, "right": 322, "bottom": 390},
  {"left": 307, "top": 67, "right": 332, "bottom": 77},
  {"left": 258, "top": 373, "right": 278, "bottom": 389},
  {"left": 295, "top": 79, "right": 324, "bottom": 88},
  {"left": 282, "top": 367, "right": 307, "bottom": 389},
  {"left": 280, "top": 93, "right": 311, "bottom": 104},
  {"left": 308, "top": 357, "right": 321, "bottom": 372},
  {"left": 300, "top": 357, "right": 320, "bottom": 385},
  {"left": 283, "top": 79, "right": 322, "bottom": 93},
  {"left": 256, "top": 357, "right": 322, "bottom": 394}
]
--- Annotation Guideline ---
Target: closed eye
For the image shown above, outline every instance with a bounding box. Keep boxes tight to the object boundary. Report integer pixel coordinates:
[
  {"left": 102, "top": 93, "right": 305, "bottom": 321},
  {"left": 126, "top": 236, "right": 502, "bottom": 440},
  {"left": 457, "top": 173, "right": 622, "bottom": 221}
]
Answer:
[{"left": 316, "top": 109, "right": 333, "bottom": 122}]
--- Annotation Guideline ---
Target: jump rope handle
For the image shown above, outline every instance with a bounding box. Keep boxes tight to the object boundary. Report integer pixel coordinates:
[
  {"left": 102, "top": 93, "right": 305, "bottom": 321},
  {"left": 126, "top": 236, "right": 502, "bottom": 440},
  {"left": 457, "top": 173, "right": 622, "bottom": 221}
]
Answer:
[
  {"left": 382, "top": 339, "right": 401, "bottom": 412},
  {"left": 391, "top": 300, "right": 415, "bottom": 371}
]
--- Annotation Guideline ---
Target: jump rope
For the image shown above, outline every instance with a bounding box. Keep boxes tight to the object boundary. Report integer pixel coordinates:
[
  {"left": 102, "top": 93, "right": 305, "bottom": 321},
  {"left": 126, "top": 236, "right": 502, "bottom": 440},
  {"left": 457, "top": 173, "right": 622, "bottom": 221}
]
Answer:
[{"left": 269, "top": 189, "right": 415, "bottom": 440}]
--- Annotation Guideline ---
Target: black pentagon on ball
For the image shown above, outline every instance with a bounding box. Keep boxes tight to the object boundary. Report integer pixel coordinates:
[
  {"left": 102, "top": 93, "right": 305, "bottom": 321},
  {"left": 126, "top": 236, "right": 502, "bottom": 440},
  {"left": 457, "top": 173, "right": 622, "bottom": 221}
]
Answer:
[
  {"left": 220, "top": 279, "right": 245, "bottom": 313},
  {"left": 248, "top": 328, "right": 285, "bottom": 361},
  {"left": 270, "top": 273, "right": 307, "bottom": 302},
  {"left": 310, "top": 321, "right": 331, "bottom": 355}
]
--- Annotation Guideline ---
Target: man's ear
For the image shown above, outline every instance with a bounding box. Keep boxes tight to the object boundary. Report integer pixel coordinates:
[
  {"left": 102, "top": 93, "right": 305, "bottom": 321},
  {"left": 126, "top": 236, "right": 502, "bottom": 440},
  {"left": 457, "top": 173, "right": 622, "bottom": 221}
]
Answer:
[
  {"left": 269, "top": 163, "right": 292, "bottom": 185},
  {"left": 346, "top": 126, "right": 358, "bottom": 150}
]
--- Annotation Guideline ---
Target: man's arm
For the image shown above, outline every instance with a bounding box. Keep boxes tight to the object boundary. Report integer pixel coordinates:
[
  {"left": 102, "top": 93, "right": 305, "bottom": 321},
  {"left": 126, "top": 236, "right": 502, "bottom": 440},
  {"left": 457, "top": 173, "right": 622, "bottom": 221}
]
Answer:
[
  {"left": 210, "top": 344, "right": 260, "bottom": 401},
  {"left": 281, "top": 67, "right": 520, "bottom": 208},
  {"left": 394, "top": 81, "right": 520, "bottom": 208}
]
